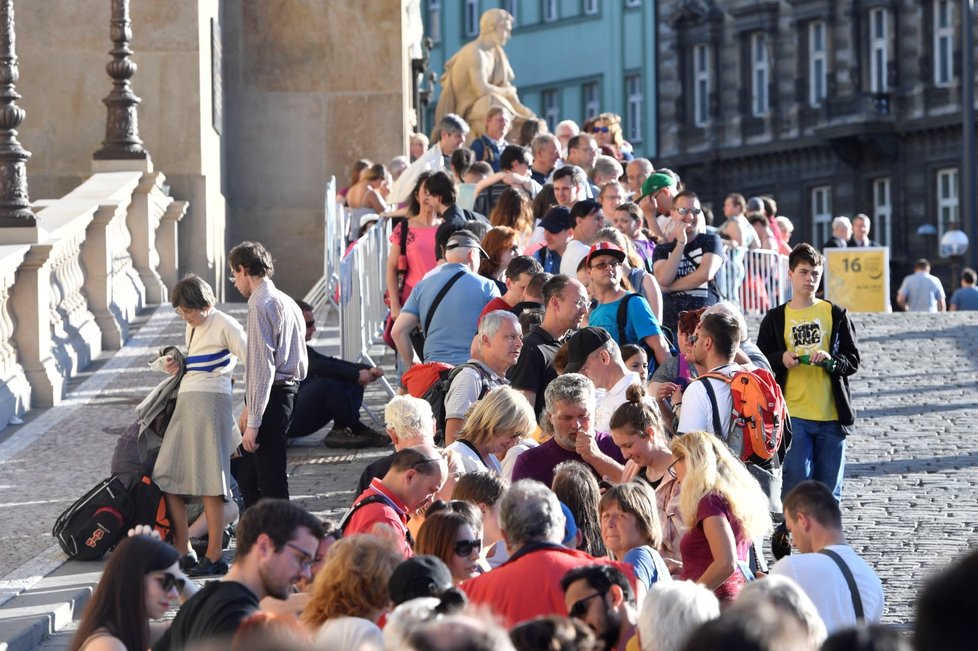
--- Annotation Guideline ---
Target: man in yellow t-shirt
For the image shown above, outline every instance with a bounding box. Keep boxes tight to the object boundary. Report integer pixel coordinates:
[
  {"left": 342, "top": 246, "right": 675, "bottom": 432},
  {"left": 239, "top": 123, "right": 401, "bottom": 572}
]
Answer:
[{"left": 757, "top": 243, "right": 860, "bottom": 503}]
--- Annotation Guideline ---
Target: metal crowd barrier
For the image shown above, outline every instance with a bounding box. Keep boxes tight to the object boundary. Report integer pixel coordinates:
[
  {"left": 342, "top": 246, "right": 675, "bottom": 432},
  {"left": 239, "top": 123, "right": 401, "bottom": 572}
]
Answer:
[
  {"left": 323, "top": 177, "right": 347, "bottom": 308},
  {"left": 716, "top": 245, "right": 790, "bottom": 316},
  {"left": 339, "top": 218, "right": 396, "bottom": 418}
]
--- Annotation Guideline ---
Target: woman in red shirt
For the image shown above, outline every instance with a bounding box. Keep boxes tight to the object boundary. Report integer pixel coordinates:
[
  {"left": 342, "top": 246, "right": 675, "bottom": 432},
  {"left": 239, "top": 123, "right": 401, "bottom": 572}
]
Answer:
[{"left": 670, "top": 431, "right": 771, "bottom": 601}]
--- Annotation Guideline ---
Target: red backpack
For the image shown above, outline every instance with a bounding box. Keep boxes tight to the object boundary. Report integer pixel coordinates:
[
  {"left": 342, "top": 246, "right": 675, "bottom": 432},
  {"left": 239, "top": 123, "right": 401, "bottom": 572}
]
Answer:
[{"left": 695, "top": 367, "right": 788, "bottom": 465}]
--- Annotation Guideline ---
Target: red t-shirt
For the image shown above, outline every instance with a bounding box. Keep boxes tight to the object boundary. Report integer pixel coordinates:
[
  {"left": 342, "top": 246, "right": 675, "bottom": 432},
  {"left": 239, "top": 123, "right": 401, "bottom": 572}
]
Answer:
[
  {"left": 678, "top": 493, "right": 750, "bottom": 601},
  {"left": 344, "top": 479, "right": 413, "bottom": 559},
  {"left": 462, "top": 543, "right": 635, "bottom": 627}
]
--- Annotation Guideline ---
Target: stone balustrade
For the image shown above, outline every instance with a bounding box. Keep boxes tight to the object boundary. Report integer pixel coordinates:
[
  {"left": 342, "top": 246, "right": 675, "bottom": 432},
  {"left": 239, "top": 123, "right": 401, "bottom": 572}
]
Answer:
[{"left": 0, "top": 170, "right": 185, "bottom": 425}]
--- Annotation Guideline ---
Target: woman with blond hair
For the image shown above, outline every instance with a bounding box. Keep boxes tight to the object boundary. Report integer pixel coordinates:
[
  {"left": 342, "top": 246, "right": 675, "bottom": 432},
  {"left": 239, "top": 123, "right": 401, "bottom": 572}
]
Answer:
[
  {"left": 599, "top": 482, "right": 672, "bottom": 589},
  {"left": 445, "top": 386, "right": 535, "bottom": 475},
  {"left": 670, "top": 431, "right": 772, "bottom": 601},
  {"left": 302, "top": 534, "right": 402, "bottom": 650},
  {"left": 609, "top": 385, "right": 685, "bottom": 569},
  {"left": 592, "top": 112, "right": 633, "bottom": 162}
]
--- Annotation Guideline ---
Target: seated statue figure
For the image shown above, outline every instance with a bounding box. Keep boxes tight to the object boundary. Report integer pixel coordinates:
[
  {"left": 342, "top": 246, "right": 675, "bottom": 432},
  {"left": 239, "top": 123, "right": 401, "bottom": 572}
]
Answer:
[{"left": 435, "top": 8, "right": 536, "bottom": 142}]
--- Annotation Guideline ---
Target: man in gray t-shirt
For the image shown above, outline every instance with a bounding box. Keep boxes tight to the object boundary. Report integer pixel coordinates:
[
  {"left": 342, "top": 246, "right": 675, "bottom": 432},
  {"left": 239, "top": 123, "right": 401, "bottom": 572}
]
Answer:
[{"left": 897, "top": 258, "right": 946, "bottom": 312}]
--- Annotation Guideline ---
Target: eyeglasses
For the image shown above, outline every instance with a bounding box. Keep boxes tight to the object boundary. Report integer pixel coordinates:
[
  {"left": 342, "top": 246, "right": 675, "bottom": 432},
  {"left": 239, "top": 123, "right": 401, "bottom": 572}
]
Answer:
[
  {"left": 590, "top": 260, "right": 622, "bottom": 270},
  {"left": 687, "top": 334, "right": 699, "bottom": 345},
  {"left": 453, "top": 538, "right": 483, "bottom": 557},
  {"left": 593, "top": 126, "right": 611, "bottom": 133},
  {"left": 156, "top": 573, "right": 186, "bottom": 594},
  {"left": 285, "top": 541, "right": 315, "bottom": 570},
  {"left": 675, "top": 207, "right": 703, "bottom": 217},
  {"left": 667, "top": 458, "right": 682, "bottom": 479},
  {"left": 569, "top": 591, "right": 606, "bottom": 619},
  {"left": 560, "top": 295, "right": 590, "bottom": 309}
]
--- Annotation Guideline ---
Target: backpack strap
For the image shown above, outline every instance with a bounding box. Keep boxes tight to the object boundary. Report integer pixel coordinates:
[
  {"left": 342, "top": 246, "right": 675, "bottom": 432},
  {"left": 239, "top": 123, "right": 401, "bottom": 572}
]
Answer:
[
  {"left": 616, "top": 293, "right": 640, "bottom": 344},
  {"left": 423, "top": 270, "right": 467, "bottom": 336},
  {"left": 819, "top": 548, "right": 865, "bottom": 622},
  {"left": 696, "top": 373, "right": 728, "bottom": 441},
  {"left": 340, "top": 493, "right": 415, "bottom": 548},
  {"left": 447, "top": 362, "right": 494, "bottom": 399}
]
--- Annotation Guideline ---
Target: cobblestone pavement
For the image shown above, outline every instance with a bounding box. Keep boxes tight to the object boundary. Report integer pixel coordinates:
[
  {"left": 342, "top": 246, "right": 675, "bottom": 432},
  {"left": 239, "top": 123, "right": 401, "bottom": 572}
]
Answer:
[{"left": 1, "top": 307, "right": 976, "bottom": 650}]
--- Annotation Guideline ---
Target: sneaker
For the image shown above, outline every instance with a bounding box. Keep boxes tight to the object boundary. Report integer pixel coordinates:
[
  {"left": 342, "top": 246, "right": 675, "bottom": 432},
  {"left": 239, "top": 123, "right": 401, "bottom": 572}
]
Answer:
[
  {"left": 188, "top": 556, "right": 229, "bottom": 577},
  {"left": 190, "top": 529, "right": 233, "bottom": 558},
  {"left": 179, "top": 550, "right": 198, "bottom": 571},
  {"left": 351, "top": 421, "right": 393, "bottom": 448},
  {"left": 322, "top": 427, "right": 373, "bottom": 449}
]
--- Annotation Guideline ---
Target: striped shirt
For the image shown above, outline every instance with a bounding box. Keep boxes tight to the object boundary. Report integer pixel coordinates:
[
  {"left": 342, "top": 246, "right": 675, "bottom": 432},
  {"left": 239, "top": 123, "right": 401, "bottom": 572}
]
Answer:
[{"left": 245, "top": 278, "right": 308, "bottom": 428}]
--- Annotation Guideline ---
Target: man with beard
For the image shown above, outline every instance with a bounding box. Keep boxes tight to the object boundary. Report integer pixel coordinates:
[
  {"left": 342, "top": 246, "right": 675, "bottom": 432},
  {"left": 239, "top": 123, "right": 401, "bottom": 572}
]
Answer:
[
  {"left": 153, "top": 500, "right": 324, "bottom": 651},
  {"left": 561, "top": 564, "right": 639, "bottom": 651}
]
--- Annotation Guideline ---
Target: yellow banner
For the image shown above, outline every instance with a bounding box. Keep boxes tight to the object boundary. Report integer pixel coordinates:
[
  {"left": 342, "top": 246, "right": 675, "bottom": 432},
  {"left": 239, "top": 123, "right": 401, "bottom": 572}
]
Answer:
[{"left": 824, "top": 247, "right": 890, "bottom": 312}]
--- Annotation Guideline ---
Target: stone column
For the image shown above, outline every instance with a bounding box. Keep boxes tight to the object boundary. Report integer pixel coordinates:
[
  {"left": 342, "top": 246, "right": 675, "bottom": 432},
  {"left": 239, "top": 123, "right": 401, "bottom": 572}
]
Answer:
[
  {"left": 158, "top": 200, "right": 189, "bottom": 294},
  {"left": 0, "top": 0, "right": 37, "bottom": 243},
  {"left": 10, "top": 245, "right": 61, "bottom": 407},
  {"left": 81, "top": 203, "right": 125, "bottom": 350},
  {"left": 92, "top": 0, "right": 153, "bottom": 172}
]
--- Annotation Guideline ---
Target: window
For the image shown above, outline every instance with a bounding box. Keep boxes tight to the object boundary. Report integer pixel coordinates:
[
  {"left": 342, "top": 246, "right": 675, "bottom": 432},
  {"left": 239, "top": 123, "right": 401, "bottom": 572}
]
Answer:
[
  {"left": 937, "top": 167, "right": 959, "bottom": 236},
  {"left": 584, "top": 0, "right": 599, "bottom": 15},
  {"left": 583, "top": 81, "right": 600, "bottom": 120},
  {"left": 542, "top": 89, "right": 560, "bottom": 132},
  {"left": 809, "top": 21, "right": 827, "bottom": 107},
  {"left": 873, "top": 177, "right": 892, "bottom": 247},
  {"left": 751, "top": 33, "right": 769, "bottom": 117},
  {"left": 544, "top": 0, "right": 558, "bottom": 22},
  {"left": 693, "top": 44, "right": 711, "bottom": 127},
  {"left": 503, "top": 0, "right": 517, "bottom": 25},
  {"left": 428, "top": 0, "right": 441, "bottom": 44},
  {"left": 869, "top": 9, "right": 888, "bottom": 93},
  {"left": 464, "top": 0, "right": 479, "bottom": 37},
  {"left": 934, "top": 0, "right": 954, "bottom": 86},
  {"left": 625, "top": 74, "right": 643, "bottom": 142},
  {"left": 812, "top": 186, "right": 832, "bottom": 245}
]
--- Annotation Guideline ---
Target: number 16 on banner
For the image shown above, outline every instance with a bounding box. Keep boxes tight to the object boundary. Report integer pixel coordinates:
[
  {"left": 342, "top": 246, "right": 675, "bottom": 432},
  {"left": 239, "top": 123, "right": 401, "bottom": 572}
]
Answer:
[{"left": 824, "top": 247, "right": 891, "bottom": 312}]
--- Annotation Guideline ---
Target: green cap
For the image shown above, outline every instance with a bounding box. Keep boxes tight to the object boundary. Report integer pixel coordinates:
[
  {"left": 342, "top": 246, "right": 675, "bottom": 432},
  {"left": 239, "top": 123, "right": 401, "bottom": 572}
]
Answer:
[{"left": 638, "top": 172, "right": 676, "bottom": 202}]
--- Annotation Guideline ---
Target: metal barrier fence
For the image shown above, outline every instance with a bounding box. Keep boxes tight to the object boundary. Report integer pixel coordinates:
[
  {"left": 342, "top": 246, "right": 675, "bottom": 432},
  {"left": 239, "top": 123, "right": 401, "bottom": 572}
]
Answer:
[
  {"left": 715, "top": 245, "right": 790, "bottom": 315},
  {"left": 339, "top": 218, "right": 396, "bottom": 413},
  {"left": 323, "top": 177, "right": 347, "bottom": 309}
]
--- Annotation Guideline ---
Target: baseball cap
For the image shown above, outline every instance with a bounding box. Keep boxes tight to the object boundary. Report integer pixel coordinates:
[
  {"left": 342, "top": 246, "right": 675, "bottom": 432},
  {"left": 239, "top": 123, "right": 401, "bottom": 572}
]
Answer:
[
  {"left": 637, "top": 172, "right": 676, "bottom": 202},
  {"left": 563, "top": 326, "right": 612, "bottom": 374},
  {"left": 444, "top": 229, "right": 489, "bottom": 260},
  {"left": 559, "top": 502, "right": 578, "bottom": 546},
  {"left": 539, "top": 206, "right": 574, "bottom": 234},
  {"left": 388, "top": 555, "right": 454, "bottom": 605},
  {"left": 585, "top": 242, "right": 626, "bottom": 267}
]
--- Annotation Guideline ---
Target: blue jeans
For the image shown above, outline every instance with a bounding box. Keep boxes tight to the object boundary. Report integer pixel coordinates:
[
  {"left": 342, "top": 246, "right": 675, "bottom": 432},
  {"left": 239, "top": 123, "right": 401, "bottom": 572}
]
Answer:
[{"left": 782, "top": 417, "right": 846, "bottom": 502}]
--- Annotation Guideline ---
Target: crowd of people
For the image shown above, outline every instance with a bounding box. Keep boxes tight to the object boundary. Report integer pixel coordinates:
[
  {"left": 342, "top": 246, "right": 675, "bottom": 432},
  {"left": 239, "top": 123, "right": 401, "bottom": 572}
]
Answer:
[{"left": 70, "top": 110, "right": 972, "bottom": 651}]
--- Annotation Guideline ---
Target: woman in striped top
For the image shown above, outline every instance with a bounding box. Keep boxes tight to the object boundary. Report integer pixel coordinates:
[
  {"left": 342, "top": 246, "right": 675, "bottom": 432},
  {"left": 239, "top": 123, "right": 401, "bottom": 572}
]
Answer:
[{"left": 153, "top": 274, "right": 247, "bottom": 576}]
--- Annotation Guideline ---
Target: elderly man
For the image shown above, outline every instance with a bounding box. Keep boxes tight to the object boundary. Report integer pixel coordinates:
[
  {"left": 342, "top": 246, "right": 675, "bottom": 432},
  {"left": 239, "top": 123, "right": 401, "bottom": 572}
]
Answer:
[
  {"left": 153, "top": 500, "right": 323, "bottom": 651},
  {"left": 822, "top": 216, "right": 852, "bottom": 250},
  {"left": 511, "top": 373, "right": 625, "bottom": 486},
  {"left": 562, "top": 565, "right": 639, "bottom": 651},
  {"left": 355, "top": 396, "right": 435, "bottom": 494},
  {"left": 508, "top": 275, "right": 589, "bottom": 417},
  {"left": 444, "top": 310, "right": 523, "bottom": 443},
  {"left": 462, "top": 479, "right": 634, "bottom": 627},
  {"left": 593, "top": 155, "right": 624, "bottom": 188},
  {"left": 471, "top": 106, "right": 512, "bottom": 172},
  {"left": 393, "top": 230, "right": 500, "bottom": 367},
  {"left": 343, "top": 445, "right": 449, "bottom": 558},
  {"left": 530, "top": 133, "right": 561, "bottom": 185},
  {"left": 847, "top": 214, "right": 879, "bottom": 247},
  {"left": 555, "top": 119, "right": 580, "bottom": 157},
  {"left": 389, "top": 113, "right": 470, "bottom": 205}
]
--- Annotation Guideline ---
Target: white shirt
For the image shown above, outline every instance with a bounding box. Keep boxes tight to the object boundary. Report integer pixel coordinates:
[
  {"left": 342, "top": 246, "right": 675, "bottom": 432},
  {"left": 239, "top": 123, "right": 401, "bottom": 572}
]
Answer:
[
  {"left": 445, "top": 440, "right": 503, "bottom": 474},
  {"left": 678, "top": 363, "right": 737, "bottom": 443},
  {"left": 771, "top": 545, "right": 884, "bottom": 634},
  {"left": 388, "top": 143, "right": 445, "bottom": 205},
  {"left": 560, "top": 239, "right": 591, "bottom": 276},
  {"left": 595, "top": 371, "right": 642, "bottom": 434}
]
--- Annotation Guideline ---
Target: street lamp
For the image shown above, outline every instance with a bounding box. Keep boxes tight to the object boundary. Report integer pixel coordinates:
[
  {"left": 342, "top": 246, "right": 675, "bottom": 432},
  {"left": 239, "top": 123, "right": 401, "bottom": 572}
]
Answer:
[{"left": 940, "top": 226, "right": 970, "bottom": 288}]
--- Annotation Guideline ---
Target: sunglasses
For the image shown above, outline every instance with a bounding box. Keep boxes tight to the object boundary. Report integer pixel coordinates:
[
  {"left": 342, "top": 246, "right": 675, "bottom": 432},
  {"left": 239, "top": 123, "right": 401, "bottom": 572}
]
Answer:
[
  {"left": 590, "top": 260, "right": 622, "bottom": 270},
  {"left": 454, "top": 538, "right": 483, "bottom": 557},
  {"left": 593, "top": 126, "right": 611, "bottom": 133},
  {"left": 568, "top": 591, "right": 605, "bottom": 618},
  {"left": 675, "top": 207, "right": 703, "bottom": 217},
  {"left": 156, "top": 572, "right": 186, "bottom": 593}
]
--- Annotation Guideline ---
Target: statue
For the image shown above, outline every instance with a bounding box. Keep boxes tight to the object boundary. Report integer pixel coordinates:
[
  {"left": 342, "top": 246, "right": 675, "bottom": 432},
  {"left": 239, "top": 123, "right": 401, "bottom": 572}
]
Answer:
[{"left": 434, "top": 9, "right": 536, "bottom": 143}]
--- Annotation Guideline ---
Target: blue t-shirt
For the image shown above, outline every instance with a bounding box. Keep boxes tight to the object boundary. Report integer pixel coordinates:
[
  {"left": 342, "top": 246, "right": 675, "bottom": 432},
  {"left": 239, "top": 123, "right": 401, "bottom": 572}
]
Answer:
[
  {"left": 589, "top": 294, "right": 662, "bottom": 346},
  {"left": 898, "top": 271, "right": 945, "bottom": 312},
  {"left": 622, "top": 545, "right": 672, "bottom": 589},
  {"left": 402, "top": 264, "right": 500, "bottom": 365},
  {"left": 950, "top": 286, "right": 978, "bottom": 311}
]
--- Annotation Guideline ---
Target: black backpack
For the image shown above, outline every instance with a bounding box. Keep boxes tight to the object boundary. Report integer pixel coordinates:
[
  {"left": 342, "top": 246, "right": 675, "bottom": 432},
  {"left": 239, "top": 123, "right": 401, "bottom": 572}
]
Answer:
[
  {"left": 615, "top": 293, "right": 679, "bottom": 373},
  {"left": 52, "top": 476, "right": 133, "bottom": 560},
  {"left": 422, "top": 362, "right": 493, "bottom": 444}
]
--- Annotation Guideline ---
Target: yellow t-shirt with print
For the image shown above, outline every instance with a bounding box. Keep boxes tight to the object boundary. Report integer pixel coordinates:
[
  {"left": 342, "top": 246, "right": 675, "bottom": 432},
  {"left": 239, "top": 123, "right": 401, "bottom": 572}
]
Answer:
[{"left": 783, "top": 301, "right": 838, "bottom": 421}]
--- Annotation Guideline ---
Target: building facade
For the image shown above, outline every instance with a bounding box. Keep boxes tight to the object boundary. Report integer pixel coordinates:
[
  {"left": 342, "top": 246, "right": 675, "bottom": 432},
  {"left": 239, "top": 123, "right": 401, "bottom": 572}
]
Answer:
[
  {"left": 423, "top": 0, "right": 659, "bottom": 157},
  {"left": 656, "top": 0, "right": 978, "bottom": 274}
]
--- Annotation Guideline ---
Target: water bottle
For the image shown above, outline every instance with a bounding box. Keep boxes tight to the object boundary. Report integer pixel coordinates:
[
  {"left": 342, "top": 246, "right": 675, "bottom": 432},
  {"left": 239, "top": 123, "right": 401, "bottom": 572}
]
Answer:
[{"left": 797, "top": 354, "right": 836, "bottom": 373}]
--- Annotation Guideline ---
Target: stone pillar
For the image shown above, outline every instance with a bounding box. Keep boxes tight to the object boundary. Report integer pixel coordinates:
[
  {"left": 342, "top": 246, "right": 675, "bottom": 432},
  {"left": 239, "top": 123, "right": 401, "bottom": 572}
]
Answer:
[
  {"left": 158, "top": 199, "right": 188, "bottom": 294},
  {"left": 92, "top": 0, "right": 152, "bottom": 170},
  {"left": 81, "top": 203, "right": 125, "bottom": 349},
  {"left": 127, "top": 171, "right": 169, "bottom": 302},
  {"left": 10, "top": 245, "right": 61, "bottom": 407},
  {"left": 0, "top": 0, "right": 37, "bottom": 244}
]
